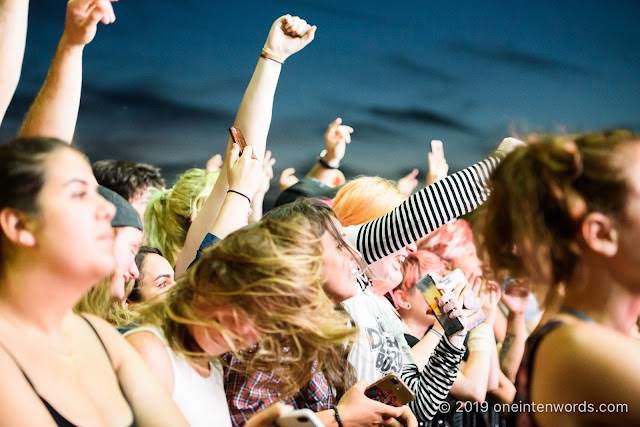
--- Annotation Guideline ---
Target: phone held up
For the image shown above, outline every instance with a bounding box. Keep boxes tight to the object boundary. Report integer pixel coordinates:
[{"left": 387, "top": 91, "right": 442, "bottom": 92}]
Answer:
[
  {"left": 228, "top": 126, "right": 248, "bottom": 154},
  {"left": 416, "top": 274, "right": 466, "bottom": 336},
  {"left": 365, "top": 373, "right": 416, "bottom": 407},
  {"left": 276, "top": 409, "right": 324, "bottom": 427}
]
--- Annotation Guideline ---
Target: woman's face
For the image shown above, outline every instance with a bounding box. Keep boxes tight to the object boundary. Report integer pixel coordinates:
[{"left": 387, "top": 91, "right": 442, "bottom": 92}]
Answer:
[
  {"left": 320, "top": 218, "right": 359, "bottom": 303},
  {"left": 367, "top": 243, "right": 417, "bottom": 296},
  {"left": 137, "top": 252, "right": 176, "bottom": 301},
  {"left": 32, "top": 148, "right": 116, "bottom": 283},
  {"left": 451, "top": 246, "right": 483, "bottom": 285},
  {"left": 111, "top": 226, "right": 142, "bottom": 300}
]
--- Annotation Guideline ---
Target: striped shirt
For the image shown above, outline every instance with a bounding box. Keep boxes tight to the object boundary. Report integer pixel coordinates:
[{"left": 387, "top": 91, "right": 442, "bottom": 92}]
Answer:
[{"left": 343, "top": 153, "right": 502, "bottom": 422}]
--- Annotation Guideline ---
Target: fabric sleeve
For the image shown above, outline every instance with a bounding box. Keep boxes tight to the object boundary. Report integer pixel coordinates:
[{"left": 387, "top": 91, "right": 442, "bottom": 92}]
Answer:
[
  {"left": 345, "top": 153, "right": 503, "bottom": 265},
  {"left": 401, "top": 337, "right": 464, "bottom": 423}
]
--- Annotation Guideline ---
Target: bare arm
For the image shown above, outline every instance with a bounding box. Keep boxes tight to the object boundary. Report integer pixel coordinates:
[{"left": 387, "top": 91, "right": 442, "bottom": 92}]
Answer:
[
  {"left": 305, "top": 117, "right": 352, "bottom": 185},
  {"left": 499, "top": 282, "right": 529, "bottom": 382},
  {"left": 174, "top": 15, "right": 316, "bottom": 276},
  {"left": 20, "top": 0, "right": 116, "bottom": 142},
  {"left": 0, "top": 0, "right": 29, "bottom": 125},
  {"left": 86, "top": 315, "right": 188, "bottom": 426}
]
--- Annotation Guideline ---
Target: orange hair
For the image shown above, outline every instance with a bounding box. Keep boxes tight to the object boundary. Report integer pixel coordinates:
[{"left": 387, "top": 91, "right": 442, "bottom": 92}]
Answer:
[{"left": 332, "top": 176, "right": 407, "bottom": 226}]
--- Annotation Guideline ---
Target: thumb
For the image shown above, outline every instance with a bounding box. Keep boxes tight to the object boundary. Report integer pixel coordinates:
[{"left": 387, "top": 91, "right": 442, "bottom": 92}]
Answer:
[
  {"left": 409, "top": 168, "right": 419, "bottom": 178},
  {"left": 228, "top": 143, "right": 240, "bottom": 167}
]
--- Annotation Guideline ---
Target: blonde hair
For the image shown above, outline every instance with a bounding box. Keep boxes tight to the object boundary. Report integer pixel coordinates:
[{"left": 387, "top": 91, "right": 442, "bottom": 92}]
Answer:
[
  {"left": 74, "top": 278, "right": 137, "bottom": 328},
  {"left": 332, "top": 176, "right": 407, "bottom": 226},
  {"left": 136, "top": 215, "right": 357, "bottom": 397},
  {"left": 144, "top": 168, "right": 219, "bottom": 266}
]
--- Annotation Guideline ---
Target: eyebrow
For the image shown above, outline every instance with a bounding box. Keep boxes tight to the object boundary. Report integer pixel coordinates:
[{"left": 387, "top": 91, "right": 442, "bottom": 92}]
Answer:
[
  {"left": 64, "top": 178, "right": 89, "bottom": 187},
  {"left": 154, "top": 274, "right": 172, "bottom": 281}
]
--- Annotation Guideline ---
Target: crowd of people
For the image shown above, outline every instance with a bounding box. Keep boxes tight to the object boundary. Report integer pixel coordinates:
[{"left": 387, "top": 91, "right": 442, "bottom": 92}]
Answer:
[{"left": 0, "top": 1, "right": 638, "bottom": 426}]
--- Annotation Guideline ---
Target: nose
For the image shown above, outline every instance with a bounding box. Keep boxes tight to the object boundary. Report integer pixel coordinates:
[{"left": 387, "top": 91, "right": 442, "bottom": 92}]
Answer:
[
  {"left": 129, "top": 262, "right": 140, "bottom": 280},
  {"left": 97, "top": 192, "right": 116, "bottom": 221},
  {"left": 406, "top": 243, "right": 417, "bottom": 253}
]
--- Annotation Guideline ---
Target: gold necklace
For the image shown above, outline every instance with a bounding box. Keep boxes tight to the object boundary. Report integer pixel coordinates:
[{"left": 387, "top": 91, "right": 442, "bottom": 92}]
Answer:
[{"left": 0, "top": 310, "right": 77, "bottom": 364}]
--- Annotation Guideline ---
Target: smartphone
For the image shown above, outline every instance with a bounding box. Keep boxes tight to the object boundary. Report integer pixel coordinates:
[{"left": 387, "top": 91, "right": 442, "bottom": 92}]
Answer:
[
  {"left": 365, "top": 373, "right": 416, "bottom": 407},
  {"left": 439, "top": 268, "right": 467, "bottom": 293},
  {"left": 276, "top": 409, "right": 324, "bottom": 427},
  {"left": 229, "top": 126, "right": 247, "bottom": 154},
  {"left": 416, "top": 274, "right": 466, "bottom": 336},
  {"left": 430, "top": 139, "right": 444, "bottom": 157}
]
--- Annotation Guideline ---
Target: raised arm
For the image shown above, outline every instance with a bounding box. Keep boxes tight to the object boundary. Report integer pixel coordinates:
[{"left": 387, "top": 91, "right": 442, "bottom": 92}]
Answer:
[
  {"left": 174, "top": 15, "right": 315, "bottom": 275},
  {"left": 346, "top": 138, "right": 524, "bottom": 265},
  {"left": 305, "top": 117, "right": 352, "bottom": 186},
  {"left": 0, "top": 0, "right": 29, "bottom": 125},
  {"left": 20, "top": 0, "right": 116, "bottom": 142}
]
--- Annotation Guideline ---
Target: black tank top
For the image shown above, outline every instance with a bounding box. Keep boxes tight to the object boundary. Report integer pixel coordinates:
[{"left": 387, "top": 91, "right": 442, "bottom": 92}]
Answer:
[{"left": 0, "top": 314, "right": 138, "bottom": 427}]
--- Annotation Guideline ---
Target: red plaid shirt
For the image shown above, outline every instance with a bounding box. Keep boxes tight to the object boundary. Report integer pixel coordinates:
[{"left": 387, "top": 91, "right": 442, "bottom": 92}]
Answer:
[{"left": 223, "top": 353, "right": 333, "bottom": 427}]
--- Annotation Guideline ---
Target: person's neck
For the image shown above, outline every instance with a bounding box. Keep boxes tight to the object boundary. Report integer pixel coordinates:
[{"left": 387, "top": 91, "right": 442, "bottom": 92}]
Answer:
[
  {"left": 0, "top": 260, "right": 87, "bottom": 334},
  {"left": 565, "top": 263, "right": 640, "bottom": 336}
]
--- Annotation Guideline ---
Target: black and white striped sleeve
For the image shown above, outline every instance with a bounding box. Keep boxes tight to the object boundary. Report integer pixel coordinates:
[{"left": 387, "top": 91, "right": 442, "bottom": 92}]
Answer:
[
  {"left": 346, "top": 154, "right": 503, "bottom": 265},
  {"left": 401, "top": 337, "right": 464, "bottom": 423}
]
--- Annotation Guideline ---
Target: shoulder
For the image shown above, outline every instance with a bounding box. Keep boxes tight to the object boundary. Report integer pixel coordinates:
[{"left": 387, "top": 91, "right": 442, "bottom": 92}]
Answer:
[{"left": 531, "top": 320, "right": 640, "bottom": 423}]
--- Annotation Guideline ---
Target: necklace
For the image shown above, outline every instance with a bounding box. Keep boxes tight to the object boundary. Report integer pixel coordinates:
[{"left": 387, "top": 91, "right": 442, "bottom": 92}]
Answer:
[{"left": 0, "top": 310, "right": 77, "bottom": 363}]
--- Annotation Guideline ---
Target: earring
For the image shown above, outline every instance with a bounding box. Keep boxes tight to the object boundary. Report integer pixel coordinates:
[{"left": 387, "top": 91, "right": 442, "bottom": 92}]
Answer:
[{"left": 405, "top": 302, "right": 411, "bottom": 309}]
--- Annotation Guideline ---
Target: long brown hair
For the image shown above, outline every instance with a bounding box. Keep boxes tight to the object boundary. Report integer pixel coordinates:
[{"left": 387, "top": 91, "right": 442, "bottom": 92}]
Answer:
[{"left": 136, "top": 214, "right": 358, "bottom": 398}]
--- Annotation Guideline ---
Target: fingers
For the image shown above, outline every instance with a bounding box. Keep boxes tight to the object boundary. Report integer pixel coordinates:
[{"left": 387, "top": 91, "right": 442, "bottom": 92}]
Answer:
[
  {"left": 245, "top": 402, "right": 293, "bottom": 427},
  {"left": 228, "top": 143, "right": 240, "bottom": 167},
  {"left": 206, "top": 154, "right": 223, "bottom": 172}
]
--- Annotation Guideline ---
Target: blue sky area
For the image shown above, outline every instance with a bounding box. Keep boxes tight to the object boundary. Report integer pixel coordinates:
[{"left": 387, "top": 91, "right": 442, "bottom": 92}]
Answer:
[{"left": 3, "top": 0, "right": 639, "bottom": 207}]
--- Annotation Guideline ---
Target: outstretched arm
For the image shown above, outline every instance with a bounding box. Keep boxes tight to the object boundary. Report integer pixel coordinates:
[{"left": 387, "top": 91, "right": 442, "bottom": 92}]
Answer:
[
  {"left": 306, "top": 117, "right": 352, "bottom": 186},
  {"left": 20, "top": 0, "right": 116, "bottom": 142},
  {"left": 174, "top": 15, "right": 316, "bottom": 276},
  {"left": 0, "top": 0, "right": 30, "bottom": 125}
]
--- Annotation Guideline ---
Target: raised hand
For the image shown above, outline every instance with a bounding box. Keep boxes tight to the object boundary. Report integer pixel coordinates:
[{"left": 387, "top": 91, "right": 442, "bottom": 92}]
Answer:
[
  {"left": 323, "top": 117, "right": 353, "bottom": 164},
  {"left": 279, "top": 167, "right": 299, "bottom": 191},
  {"left": 62, "top": 0, "right": 116, "bottom": 47},
  {"left": 206, "top": 154, "right": 223, "bottom": 172},
  {"left": 263, "top": 14, "right": 316, "bottom": 61},
  {"left": 480, "top": 279, "right": 502, "bottom": 327},
  {"left": 426, "top": 140, "right": 449, "bottom": 186},
  {"left": 256, "top": 150, "right": 276, "bottom": 196},
  {"left": 501, "top": 279, "right": 530, "bottom": 316},
  {"left": 398, "top": 169, "right": 419, "bottom": 196},
  {"left": 497, "top": 137, "right": 525, "bottom": 155}
]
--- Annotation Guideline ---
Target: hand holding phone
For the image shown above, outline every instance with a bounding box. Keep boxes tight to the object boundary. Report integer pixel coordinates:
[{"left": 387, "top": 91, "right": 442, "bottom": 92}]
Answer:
[
  {"left": 365, "top": 373, "right": 415, "bottom": 407},
  {"left": 416, "top": 274, "right": 466, "bottom": 336},
  {"left": 229, "top": 126, "right": 248, "bottom": 154}
]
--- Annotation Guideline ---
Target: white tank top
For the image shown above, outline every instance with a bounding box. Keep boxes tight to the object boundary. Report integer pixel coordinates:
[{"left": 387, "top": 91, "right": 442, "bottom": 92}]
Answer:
[{"left": 124, "top": 324, "right": 231, "bottom": 427}]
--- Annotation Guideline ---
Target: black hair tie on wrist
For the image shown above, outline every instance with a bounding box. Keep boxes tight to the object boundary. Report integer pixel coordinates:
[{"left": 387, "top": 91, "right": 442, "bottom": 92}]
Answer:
[
  {"left": 332, "top": 407, "right": 343, "bottom": 427},
  {"left": 227, "top": 189, "right": 251, "bottom": 204}
]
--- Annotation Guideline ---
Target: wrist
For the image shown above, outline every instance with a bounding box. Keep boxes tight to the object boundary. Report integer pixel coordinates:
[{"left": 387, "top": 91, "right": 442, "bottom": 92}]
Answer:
[
  {"left": 227, "top": 189, "right": 252, "bottom": 204},
  {"left": 318, "top": 149, "right": 341, "bottom": 169},
  {"left": 507, "top": 311, "right": 526, "bottom": 322}
]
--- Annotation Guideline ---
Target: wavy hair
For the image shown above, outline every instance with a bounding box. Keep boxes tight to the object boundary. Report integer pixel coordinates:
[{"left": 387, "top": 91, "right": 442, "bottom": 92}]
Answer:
[
  {"left": 144, "top": 168, "right": 219, "bottom": 266},
  {"left": 136, "top": 215, "right": 357, "bottom": 398}
]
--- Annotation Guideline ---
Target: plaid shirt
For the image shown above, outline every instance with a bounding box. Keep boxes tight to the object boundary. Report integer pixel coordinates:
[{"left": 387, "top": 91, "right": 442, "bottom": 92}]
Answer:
[{"left": 223, "top": 353, "right": 333, "bottom": 427}]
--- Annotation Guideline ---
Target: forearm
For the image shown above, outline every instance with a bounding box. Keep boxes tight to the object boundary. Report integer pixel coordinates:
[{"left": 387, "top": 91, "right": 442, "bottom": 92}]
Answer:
[
  {"left": 402, "top": 339, "right": 463, "bottom": 422},
  {"left": 410, "top": 328, "right": 440, "bottom": 371},
  {"left": 348, "top": 153, "right": 503, "bottom": 265},
  {"left": 499, "top": 312, "right": 527, "bottom": 382},
  {"left": 174, "top": 163, "right": 230, "bottom": 276},
  {"left": 20, "top": 35, "right": 84, "bottom": 142},
  {"left": 0, "top": 0, "right": 29, "bottom": 124},
  {"left": 231, "top": 57, "right": 282, "bottom": 160}
]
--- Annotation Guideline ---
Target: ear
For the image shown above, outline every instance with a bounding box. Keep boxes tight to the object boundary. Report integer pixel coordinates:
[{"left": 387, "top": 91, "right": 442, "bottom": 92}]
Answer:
[
  {"left": 581, "top": 212, "right": 618, "bottom": 257},
  {"left": 393, "top": 288, "right": 409, "bottom": 309},
  {"left": 0, "top": 208, "right": 36, "bottom": 247}
]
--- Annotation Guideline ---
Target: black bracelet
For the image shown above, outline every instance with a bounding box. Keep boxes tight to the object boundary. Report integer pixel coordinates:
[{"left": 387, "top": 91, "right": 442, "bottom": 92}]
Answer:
[
  {"left": 227, "top": 189, "right": 251, "bottom": 204},
  {"left": 332, "top": 407, "right": 343, "bottom": 427},
  {"left": 317, "top": 155, "right": 340, "bottom": 169}
]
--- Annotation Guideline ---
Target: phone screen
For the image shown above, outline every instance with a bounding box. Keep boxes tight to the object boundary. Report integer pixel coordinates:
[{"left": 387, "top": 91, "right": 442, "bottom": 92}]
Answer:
[
  {"left": 365, "top": 374, "right": 416, "bottom": 407},
  {"left": 416, "top": 274, "right": 465, "bottom": 336}
]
